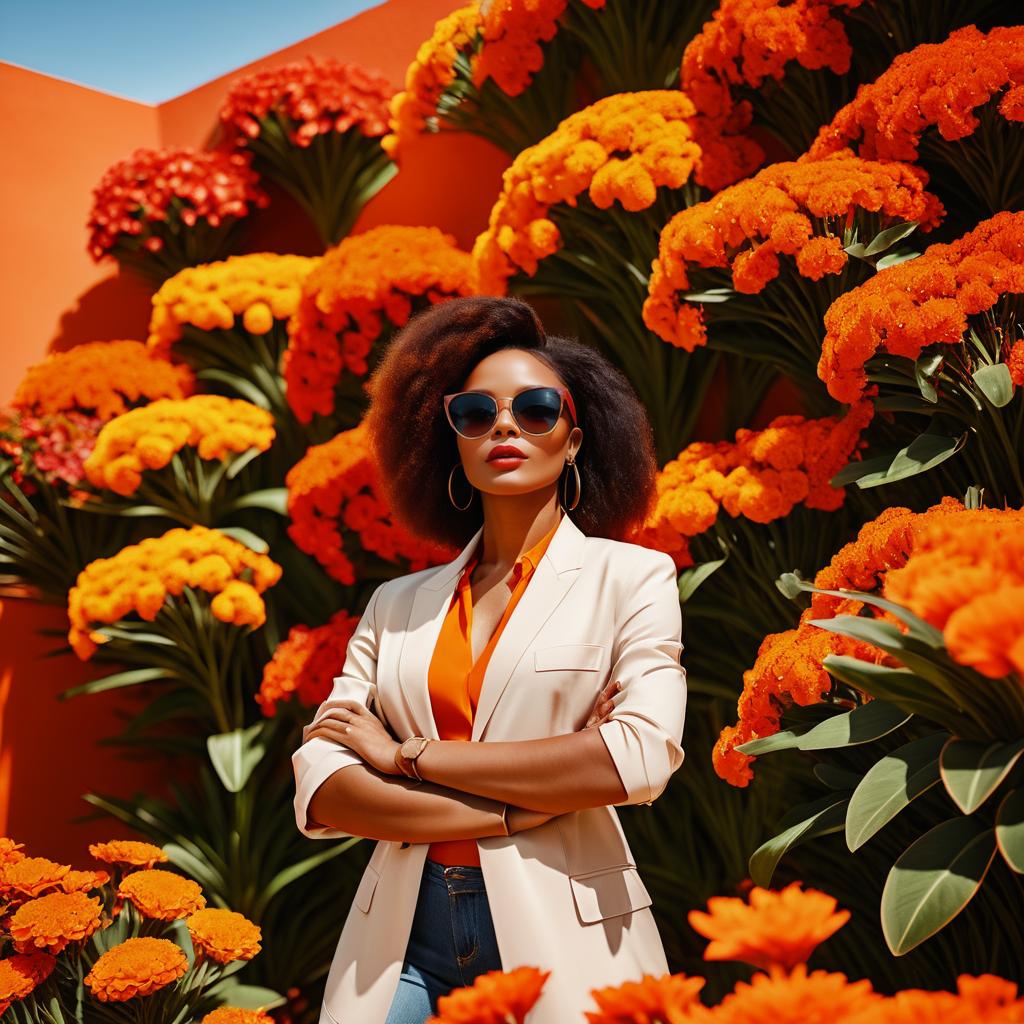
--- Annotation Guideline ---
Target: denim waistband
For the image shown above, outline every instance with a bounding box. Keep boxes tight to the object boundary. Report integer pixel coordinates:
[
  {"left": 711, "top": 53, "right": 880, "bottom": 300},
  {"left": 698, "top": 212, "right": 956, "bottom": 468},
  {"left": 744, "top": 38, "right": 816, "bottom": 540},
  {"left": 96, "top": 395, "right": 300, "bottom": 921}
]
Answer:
[{"left": 424, "top": 857, "right": 487, "bottom": 894}]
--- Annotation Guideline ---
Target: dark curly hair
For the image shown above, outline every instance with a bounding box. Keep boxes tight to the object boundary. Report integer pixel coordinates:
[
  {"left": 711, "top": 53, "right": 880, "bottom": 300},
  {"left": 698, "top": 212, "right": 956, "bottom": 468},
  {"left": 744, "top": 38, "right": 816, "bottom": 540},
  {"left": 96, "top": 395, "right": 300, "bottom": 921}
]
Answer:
[{"left": 365, "top": 295, "right": 657, "bottom": 549}]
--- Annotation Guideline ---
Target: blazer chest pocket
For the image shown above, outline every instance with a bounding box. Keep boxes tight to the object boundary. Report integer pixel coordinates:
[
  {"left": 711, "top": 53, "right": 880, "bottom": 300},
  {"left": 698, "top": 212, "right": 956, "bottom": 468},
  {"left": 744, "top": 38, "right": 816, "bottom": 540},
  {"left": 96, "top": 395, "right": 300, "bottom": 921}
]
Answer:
[
  {"left": 353, "top": 864, "right": 381, "bottom": 914},
  {"left": 568, "top": 863, "right": 653, "bottom": 924},
  {"left": 534, "top": 643, "right": 605, "bottom": 672}
]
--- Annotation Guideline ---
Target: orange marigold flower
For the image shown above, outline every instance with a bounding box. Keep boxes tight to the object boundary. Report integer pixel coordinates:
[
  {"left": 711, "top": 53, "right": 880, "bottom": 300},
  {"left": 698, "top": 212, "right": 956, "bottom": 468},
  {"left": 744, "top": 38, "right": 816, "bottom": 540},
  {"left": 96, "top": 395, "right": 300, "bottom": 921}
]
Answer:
[
  {"left": 201, "top": 1008, "right": 276, "bottom": 1024},
  {"left": 584, "top": 972, "right": 706, "bottom": 1023},
  {"left": 0, "top": 857, "right": 71, "bottom": 900},
  {"left": 472, "top": 91, "right": 707, "bottom": 295},
  {"left": 681, "top": 0, "right": 863, "bottom": 122},
  {"left": 60, "top": 868, "right": 110, "bottom": 893},
  {"left": 84, "top": 936, "right": 189, "bottom": 1002},
  {"left": 89, "top": 839, "right": 169, "bottom": 870},
  {"left": 715, "top": 497, "right": 967, "bottom": 786},
  {"left": 256, "top": 608, "right": 361, "bottom": 715},
  {"left": 9, "top": 890, "right": 104, "bottom": 955},
  {"left": 844, "top": 973, "right": 1024, "bottom": 1023},
  {"left": 0, "top": 952, "right": 56, "bottom": 1015},
  {"left": 819, "top": 210, "right": 1024, "bottom": 403},
  {"left": 83, "top": 395, "right": 275, "bottom": 497},
  {"left": 187, "top": 908, "right": 262, "bottom": 964},
  {"left": 713, "top": 963, "right": 880, "bottom": 1023},
  {"left": 634, "top": 400, "right": 873, "bottom": 562},
  {"left": 0, "top": 837, "right": 27, "bottom": 867},
  {"left": 285, "top": 421, "right": 455, "bottom": 585},
  {"left": 218, "top": 56, "right": 393, "bottom": 149},
  {"left": 810, "top": 25, "right": 1024, "bottom": 163},
  {"left": 12, "top": 341, "right": 194, "bottom": 420},
  {"left": 883, "top": 506, "right": 1024, "bottom": 680},
  {"left": 69, "top": 528, "right": 281, "bottom": 659},
  {"left": 428, "top": 965, "right": 549, "bottom": 1024},
  {"left": 688, "top": 881, "right": 850, "bottom": 970},
  {"left": 148, "top": 253, "right": 319, "bottom": 354},
  {"left": 644, "top": 151, "right": 943, "bottom": 352},
  {"left": 383, "top": 4, "right": 482, "bottom": 160},
  {"left": 284, "top": 225, "right": 474, "bottom": 424},
  {"left": 118, "top": 869, "right": 207, "bottom": 921}
]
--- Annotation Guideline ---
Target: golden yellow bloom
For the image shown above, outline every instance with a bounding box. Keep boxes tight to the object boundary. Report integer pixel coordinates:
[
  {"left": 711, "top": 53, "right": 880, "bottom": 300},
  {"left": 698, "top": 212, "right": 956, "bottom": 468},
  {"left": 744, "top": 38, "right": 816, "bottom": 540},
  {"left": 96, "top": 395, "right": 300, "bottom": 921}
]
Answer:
[
  {"left": 9, "top": 890, "right": 104, "bottom": 955},
  {"left": 201, "top": 1008, "right": 276, "bottom": 1024},
  {"left": 89, "top": 839, "right": 169, "bottom": 869},
  {"left": 148, "top": 253, "right": 320, "bottom": 353},
  {"left": 118, "top": 869, "right": 207, "bottom": 921},
  {"left": 84, "top": 936, "right": 189, "bottom": 1002},
  {"left": 187, "top": 908, "right": 262, "bottom": 964},
  {"left": 68, "top": 526, "right": 282, "bottom": 659},
  {"left": 84, "top": 395, "right": 275, "bottom": 497},
  {"left": 13, "top": 340, "right": 194, "bottom": 420}
]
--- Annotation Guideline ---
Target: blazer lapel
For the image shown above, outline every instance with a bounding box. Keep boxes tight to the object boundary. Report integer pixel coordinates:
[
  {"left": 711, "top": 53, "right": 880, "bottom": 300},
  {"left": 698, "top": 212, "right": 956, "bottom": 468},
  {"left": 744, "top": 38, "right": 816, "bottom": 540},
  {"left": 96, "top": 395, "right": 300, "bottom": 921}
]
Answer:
[{"left": 395, "top": 512, "right": 587, "bottom": 742}]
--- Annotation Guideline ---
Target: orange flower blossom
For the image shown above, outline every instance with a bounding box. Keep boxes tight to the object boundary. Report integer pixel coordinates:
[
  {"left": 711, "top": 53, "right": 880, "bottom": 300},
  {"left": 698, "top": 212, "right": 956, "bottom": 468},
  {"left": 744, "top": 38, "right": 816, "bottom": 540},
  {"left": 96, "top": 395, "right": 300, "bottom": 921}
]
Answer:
[{"left": 84, "top": 936, "right": 189, "bottom": 1002}]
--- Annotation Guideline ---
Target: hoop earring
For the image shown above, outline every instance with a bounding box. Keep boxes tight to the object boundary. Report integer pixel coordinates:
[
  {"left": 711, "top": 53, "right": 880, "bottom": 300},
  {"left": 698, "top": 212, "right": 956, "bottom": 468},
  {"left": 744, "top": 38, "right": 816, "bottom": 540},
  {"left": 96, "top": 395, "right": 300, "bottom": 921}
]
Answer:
[
  {"left": 448, "top": 463, "right": 475, "bottom": 510},
  {"left": 560, "top": 456, "right": 581, "bottom": 512}
]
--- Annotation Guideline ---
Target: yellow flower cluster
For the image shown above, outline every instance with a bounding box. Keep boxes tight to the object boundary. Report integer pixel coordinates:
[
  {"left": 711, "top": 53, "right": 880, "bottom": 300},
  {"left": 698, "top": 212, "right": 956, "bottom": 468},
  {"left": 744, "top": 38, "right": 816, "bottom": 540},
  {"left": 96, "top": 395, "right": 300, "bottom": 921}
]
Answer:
[
  {"left": 67, "top": 525, "right": 282, "bottom": 659},
  {"left": 84, "top": 395, "right": 275, "bottom": 496},
  {"left": 472, "top": 91, "right": 703, "bottom": 294},
  {"left": 12, "top": 340, "right": 194, "bottom": 420},
  {"left": 148, "top": 253, "right": 320, "bottom": 353},
  {"left": 382, "top": 4, "right": 482, "bottom": 160}
]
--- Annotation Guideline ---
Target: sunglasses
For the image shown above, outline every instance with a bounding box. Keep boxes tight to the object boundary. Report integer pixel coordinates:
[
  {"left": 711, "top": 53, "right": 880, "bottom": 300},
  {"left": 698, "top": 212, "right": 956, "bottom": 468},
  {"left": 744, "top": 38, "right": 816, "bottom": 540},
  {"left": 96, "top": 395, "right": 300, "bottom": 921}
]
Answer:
[{"left": 443, "top": 386, "right": 578, "bottom": 439}]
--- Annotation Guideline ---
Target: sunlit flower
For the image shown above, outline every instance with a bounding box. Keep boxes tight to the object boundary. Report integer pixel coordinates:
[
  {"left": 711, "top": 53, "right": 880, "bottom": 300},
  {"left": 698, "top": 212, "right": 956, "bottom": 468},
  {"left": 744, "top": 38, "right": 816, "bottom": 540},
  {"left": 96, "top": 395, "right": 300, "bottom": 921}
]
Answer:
[
  {"left": 9, "top": 890, "right": 104, "bottom": 955},
  {"left": 89, "top": 839, "right": 169, "bottom": 870},
  {"left": 428, "top": 965, "right": 549, "bottom": 1024},
  {"left": 118, "top": 869, "right": 207, "bottom": 921},
  {"left": 84, "top": 936, "right": 189, "bottom": 1001},
  {"left": 187, "top": 908, "right": 262, "bottom": 964}
]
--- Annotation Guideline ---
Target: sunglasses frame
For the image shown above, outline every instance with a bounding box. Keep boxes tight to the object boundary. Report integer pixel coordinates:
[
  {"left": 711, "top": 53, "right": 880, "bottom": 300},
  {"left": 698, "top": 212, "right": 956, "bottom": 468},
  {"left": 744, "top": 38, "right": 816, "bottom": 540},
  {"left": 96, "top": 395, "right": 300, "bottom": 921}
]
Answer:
[{"left": 443, "top": 385, "right": 578, "bottom": 439}]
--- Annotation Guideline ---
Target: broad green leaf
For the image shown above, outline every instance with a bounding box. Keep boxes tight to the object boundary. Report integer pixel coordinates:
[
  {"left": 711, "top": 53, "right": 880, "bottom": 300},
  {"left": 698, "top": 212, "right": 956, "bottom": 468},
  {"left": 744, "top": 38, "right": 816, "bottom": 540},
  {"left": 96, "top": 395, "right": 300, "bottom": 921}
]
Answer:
[
  {"left": 750, "top": 794, "right": 849, "bottom": 887},
  {"left": 59, "top": 667, "right": 174, "bottom": 700},
  {"left": 973, "top": 363, "right": 1013, "bottom": 408},
  {"left": 677, "top": 556, "right": 727, "bottom": 603},
  {"left": 225, "top": 445, "right": 266, "bottom": 480},
  {"left": 207, "top": 721, "right": 270, "bottom": 793},
  {"left": 216, "top": 525, "right": 269, "bottom": 554},
  {"left": 227, "top": 487, "right": 289, "bottom": 515},
  {"left": 203, "top": 981, "right": 285, "bottom": 1011},
  {"left": 914, "top": 351, "right": 944, "bottom": 404},
  {"left": 846, "top": 732, "right": 947, "bottom": 851},
  {"left": 823, "top": 655, "right": 960, "bottom": 724},
  {"left": 881, "top": 816, "right": 996, "bottom": 955},
  {"left": 864, "top": 220, "right": 920, "bottom": 256},
  {"left": 995, "top": 787, "right": 1024, "bottom": 873},
  {"left": 830, "top": 432, "right": 966, "bottom": 489},
  {"left": 737, "top": 699, "right": 909, "bottom": 756},
  {"left": 814, "top": 763, "right": 864, "bottom": 790},
  {"left": 875, "top": 249, "right": 920, "bottom": 270},
  {"left": 196, "top": 368, "right": 272, "bottom": 408},
  {"left": 939, "top": 737, "right": 1024, "bottom": 814}
]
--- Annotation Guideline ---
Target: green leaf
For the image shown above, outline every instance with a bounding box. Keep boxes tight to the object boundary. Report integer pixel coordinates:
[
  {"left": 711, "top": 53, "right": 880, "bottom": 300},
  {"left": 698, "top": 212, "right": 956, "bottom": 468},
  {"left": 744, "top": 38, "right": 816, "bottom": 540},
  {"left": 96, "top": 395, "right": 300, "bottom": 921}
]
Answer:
[
  {"left": 202, "top": 981, "right": 285, "bottom": 1011},
  {"left": 995, "top": 787, "right": 1024, "bottom": 873},
  {"left": 881, "top": 816, "right": 996, "bottom": 955},
  {"left": 864, "top": 220, "right": 920, "bottom": 256},
  {"left": 207, "top": 721, "right": 270, "bottom": 793},
  {"left": 813, "top": 763, "right": 864, "bottom": 790},
  {"left": 216, "top": 525, "right": 270, "bottom": 554},
  {"left": 875, "top": 249, "right": 920, "bottom": 270},
  {"left": 59, "top": 667, "right": 174, "bottom": 700},
  {"left": 749, "top": 794, "right": 849, "bottom": 887},
  {"left": 677, "top": 556, "right": 727, "bottom": 603},
  {"left": 737, "top": 699, "right": 910, "bottom": 756},
  {"left": 823, "top": 656, "right": 959, "bottom": 722},
  {"left": 830, "top": 432, "right": 967, "bottom": 489},
  {"left": 914, "top": 351, "right": 944, "bottom": 404},
  {"left": 939, "top": 737, "right": 1024, "bottom": 814},
  {"left": 196, "top": 368, "right": 272, "bottom": 408},
  {"left": 227, "top": 487, "right": 289, "bottom": 515},
  {"left": 973, "top": 363, "right": 1014, "bottom": 408},
  {"left": 682, "top": 287, "right": 736, "bottom": 303},
  {"left": 846, "top": 732, "right": 947, "bottom": 851},
  {"left": 225, "top": 445, "right": 266, "bottom": 480}
]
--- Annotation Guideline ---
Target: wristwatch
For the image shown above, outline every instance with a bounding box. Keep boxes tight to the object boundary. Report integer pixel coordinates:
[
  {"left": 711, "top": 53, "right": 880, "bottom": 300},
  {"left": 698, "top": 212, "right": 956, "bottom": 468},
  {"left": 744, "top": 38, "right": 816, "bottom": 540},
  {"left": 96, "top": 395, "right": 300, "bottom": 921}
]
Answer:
[{"left": 395, "top": 735, "right": 431, "bottom": 781}]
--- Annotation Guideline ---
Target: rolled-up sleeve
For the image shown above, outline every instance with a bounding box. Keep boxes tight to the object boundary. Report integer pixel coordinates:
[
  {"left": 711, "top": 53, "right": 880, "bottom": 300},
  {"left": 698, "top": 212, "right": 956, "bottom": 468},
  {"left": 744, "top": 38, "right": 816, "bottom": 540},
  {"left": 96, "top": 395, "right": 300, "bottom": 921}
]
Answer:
[
  {"left": 292, "top": 581, "right": 386, "bottom": 839},
  {"left": 597, "top": 551, "right": 687, "bottom": 807}
]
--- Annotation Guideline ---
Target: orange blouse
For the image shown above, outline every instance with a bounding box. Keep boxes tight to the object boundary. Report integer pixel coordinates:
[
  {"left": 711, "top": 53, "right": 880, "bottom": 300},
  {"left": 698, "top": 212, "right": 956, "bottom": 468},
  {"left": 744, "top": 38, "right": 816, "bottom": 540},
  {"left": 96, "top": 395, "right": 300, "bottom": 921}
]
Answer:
[{"left": 426, "top": 513, "right": 564, "bottom": 866}]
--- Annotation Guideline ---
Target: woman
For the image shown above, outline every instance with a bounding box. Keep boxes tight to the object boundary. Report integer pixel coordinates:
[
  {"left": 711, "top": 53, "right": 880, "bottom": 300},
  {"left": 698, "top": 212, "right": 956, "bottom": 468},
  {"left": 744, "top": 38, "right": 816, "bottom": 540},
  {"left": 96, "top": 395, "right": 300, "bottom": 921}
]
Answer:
[{"left": 292, "top": 296, "right": 687, "bottom": 1024}]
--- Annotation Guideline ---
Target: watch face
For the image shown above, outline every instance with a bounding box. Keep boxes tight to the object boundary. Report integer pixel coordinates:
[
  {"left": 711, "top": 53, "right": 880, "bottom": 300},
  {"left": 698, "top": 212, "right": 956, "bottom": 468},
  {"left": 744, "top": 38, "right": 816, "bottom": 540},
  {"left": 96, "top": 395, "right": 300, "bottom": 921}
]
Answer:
[{"left": 401, "top": 737, "right": 422, "bottom": 758}]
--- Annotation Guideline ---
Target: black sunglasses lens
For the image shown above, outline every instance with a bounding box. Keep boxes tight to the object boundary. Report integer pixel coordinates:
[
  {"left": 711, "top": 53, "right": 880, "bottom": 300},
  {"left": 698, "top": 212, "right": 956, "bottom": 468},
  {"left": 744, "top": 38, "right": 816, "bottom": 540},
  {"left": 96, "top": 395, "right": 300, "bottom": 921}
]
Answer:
[
  {"left": 512, "top": 388, "right": 562, "bottom": 434},
  {"left": 449, "top": 393, "right": 497, "bottom": 437}
]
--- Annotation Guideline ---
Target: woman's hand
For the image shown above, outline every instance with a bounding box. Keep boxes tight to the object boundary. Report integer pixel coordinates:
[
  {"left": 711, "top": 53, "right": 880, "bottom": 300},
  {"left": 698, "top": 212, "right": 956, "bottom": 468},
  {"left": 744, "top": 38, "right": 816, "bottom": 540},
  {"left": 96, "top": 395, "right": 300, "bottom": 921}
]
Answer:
[
  {"left": 584, "top": 679, "right": 621, "bottom": 729},
  {"left": 302, "top": 699, "right": 403, "bottom": 776}
]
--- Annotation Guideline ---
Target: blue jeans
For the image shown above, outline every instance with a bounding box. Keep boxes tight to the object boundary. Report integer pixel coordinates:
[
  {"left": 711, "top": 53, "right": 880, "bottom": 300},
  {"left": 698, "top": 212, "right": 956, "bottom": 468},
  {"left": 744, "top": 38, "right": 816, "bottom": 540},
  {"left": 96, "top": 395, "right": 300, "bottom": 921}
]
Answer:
[{"left": 384, "top": 859, "right": 503, "bottom": 1024}]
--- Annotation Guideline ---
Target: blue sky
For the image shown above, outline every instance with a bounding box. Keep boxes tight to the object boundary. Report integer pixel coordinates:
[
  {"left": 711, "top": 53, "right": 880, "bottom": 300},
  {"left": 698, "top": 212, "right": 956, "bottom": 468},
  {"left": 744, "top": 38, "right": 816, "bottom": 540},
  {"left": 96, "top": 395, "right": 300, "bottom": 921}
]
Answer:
[{"left": 1, "top": 0, "right": 383, "bottom": 103}]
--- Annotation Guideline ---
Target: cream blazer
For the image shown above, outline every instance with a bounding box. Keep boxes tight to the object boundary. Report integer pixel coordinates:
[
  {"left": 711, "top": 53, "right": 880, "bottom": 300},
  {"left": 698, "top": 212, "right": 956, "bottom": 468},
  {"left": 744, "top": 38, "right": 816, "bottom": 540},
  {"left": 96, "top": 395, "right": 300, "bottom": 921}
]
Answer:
[{"left": 291, "top": 511, "right": 687, "bottom": 1024}]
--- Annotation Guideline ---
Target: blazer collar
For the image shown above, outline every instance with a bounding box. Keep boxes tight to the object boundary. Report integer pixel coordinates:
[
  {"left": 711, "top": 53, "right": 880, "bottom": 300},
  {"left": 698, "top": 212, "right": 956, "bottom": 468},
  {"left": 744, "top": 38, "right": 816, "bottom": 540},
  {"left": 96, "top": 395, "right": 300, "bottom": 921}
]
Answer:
[{"left": 397, "top": 512, "right": 587, "bottom": 741}]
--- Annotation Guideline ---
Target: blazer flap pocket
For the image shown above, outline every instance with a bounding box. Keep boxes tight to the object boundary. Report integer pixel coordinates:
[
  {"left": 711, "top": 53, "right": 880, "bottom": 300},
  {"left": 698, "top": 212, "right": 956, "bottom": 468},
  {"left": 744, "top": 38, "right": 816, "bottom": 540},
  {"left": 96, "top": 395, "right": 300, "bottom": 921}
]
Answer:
[
  {"left": 353, "top": 864, "right": 381, "bottom": 914},
  {"left": 535, "top": 643, "right": 605, "bottom": 672},
  {"left": 568, "top": 863, "right": 652, "bottom": 924}
]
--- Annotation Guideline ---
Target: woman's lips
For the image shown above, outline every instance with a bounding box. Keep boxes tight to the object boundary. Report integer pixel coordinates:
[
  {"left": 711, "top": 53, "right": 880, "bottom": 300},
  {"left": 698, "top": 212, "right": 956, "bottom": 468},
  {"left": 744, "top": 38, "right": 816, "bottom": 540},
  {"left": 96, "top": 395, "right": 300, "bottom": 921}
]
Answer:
[{"left": 488, "top": 455, "right": 526, "bottom": 468}]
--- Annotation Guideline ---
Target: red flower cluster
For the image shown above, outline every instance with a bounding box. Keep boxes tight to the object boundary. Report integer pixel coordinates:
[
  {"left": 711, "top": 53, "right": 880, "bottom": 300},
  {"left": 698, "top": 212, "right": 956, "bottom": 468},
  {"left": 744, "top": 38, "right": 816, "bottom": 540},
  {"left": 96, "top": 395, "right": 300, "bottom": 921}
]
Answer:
[
  {"left": 0, "top": 409, "right": 103, "bottom": 497},
  {"left": 219, "top": 56, "right": 394, "bottom": 148},
  {"left": 87, "top": 148, "right": 268, "bottom": 261}
]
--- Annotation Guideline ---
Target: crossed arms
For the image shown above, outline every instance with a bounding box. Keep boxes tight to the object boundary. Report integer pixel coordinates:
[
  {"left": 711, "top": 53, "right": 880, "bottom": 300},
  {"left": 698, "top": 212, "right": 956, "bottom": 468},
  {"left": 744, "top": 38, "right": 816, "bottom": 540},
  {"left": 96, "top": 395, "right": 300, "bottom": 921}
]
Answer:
[{"left": 293, "top": 552, "right": 687, "bottom": 843}]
